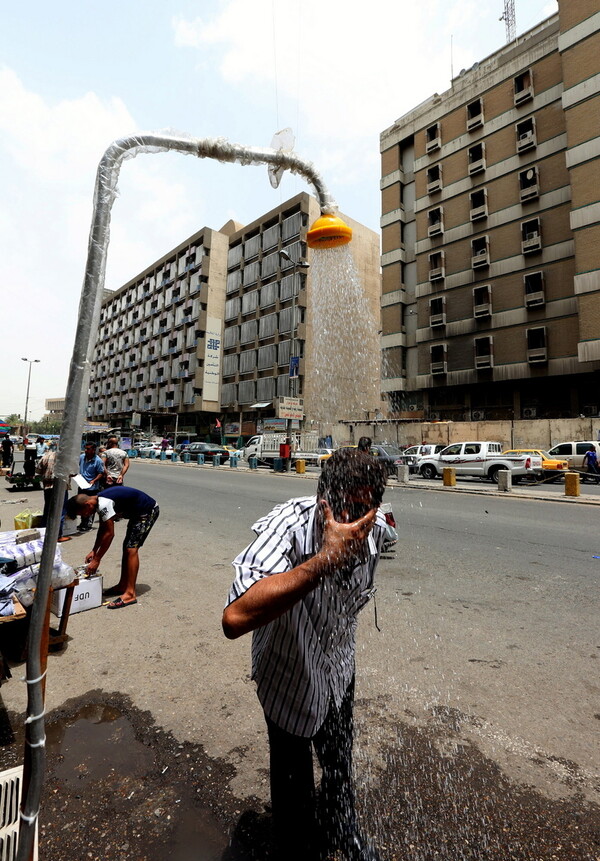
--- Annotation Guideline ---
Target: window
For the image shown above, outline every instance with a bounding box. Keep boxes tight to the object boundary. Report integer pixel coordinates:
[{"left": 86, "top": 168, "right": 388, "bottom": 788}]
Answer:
[
  {"left": 430, "top": 343, "right": 447, "bottom": 374},
  {"left": 521, "top": 218, "right": 542, "bottom": 254},
  {"left": 516, "top": 117, "right": 536, "bottom": 152},
  {"left": 426, "top": 164, "right": 442, "bottom": 194},
  {"left": 426, "top": 122, "right": 441, "bottom": 153},
  {"left": 225, "top": 297, "right": 240, "bottom": 321},
  {"left": 526, "top": 326, "right": 547, "bottom": 363},
  {"left": 519, "top": 166, "right": 539, "bottom": 201},
  {"left": 514, "top": 69, "right": 533, "bottom": 105},
  {"left": 470, "top": 189, "right": 488, "bottom": 221},
  {"left": 464, "top": 443, "right": 482, "bottom": 454},
  {"left": 468, "top": 143, "right": 485, "bottom": 175},
  {"left": 524, "top": 271, "right": 545, "bottom": 307},
  {"left": 428, "top": 207, "right": 443, "bottom": 237},
  {"left": 471, "top": 236, "right": 490, "bottom": 268},
  {"left": 473, "top": 285, "right": 492, "bottom": 317},
  {"left": 241, "top": 290, "right": 259, "bottom": 315},
  {"left": 466, "top": 98, "right": 483, "bottom": 130},
  {"left": 474, "top": 336, "right": 493, "bottom": 368},
  {"left": 444, "top": 444, "right": 462, "bottom": 455},
  {"left": 244, "top": 234, "right": 261, "bottom": 259},
  {"left": 239, "top": 349, "right": 257, "bottom": 374},
  {"left": 429, "top": 296, "right": 446, "bottom": 327},
  {"left": 260, "top": 281, "right": 279, "bottom": 308},
  {"left": 428, "top": 251, "right": 445, "bottom": 281}
]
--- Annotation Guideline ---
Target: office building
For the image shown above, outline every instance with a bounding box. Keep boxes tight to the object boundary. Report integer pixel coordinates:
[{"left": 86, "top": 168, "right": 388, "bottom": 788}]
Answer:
[{"left": 380, "top": 0, "right": 600, "bottom": 421}]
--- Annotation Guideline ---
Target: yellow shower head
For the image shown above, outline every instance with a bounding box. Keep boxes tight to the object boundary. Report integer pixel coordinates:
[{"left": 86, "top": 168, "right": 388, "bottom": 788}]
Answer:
[{"left": 306, "top": 213, "right": 352, "bottom": 248}]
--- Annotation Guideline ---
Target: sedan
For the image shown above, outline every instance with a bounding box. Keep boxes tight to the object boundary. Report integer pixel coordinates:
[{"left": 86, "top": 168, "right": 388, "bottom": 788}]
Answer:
[
  {"left": 187, "top": 442, "right": 230, "bottom": 464},
  {"left": 368, "top": 443, "right": 404, "bottom": 477},
  {"left": 501, "top": 449, "right": 569, "bottom": 482}
]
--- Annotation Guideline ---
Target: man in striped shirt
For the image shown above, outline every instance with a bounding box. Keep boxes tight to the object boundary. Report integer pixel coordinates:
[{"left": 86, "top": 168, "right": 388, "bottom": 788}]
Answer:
[{"left": 223, "top": 448, "right": 387, "bottom": 861}]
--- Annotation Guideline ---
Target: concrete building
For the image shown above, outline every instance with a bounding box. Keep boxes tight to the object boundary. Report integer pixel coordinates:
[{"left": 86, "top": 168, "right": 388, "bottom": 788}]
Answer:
[
  {"left": 380, "top": 0, "right": 600, "bottom": 422},
  {"left": 44, "top": 398, "right": 65, "bottom": 419},
  {"left": 87, "top": 192, "right": 380, "bottom": 443}
]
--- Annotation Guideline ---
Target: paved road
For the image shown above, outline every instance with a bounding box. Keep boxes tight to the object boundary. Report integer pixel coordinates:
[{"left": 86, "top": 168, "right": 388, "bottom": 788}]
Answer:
[{"left": 0, "top": 463, "right": 598, "bottom": 854}]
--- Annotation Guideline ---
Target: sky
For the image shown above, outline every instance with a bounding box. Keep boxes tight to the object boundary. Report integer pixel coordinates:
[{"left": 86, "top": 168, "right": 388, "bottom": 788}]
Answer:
[{"left": 0, "top": 0, "right": 557, "bottom": 421}]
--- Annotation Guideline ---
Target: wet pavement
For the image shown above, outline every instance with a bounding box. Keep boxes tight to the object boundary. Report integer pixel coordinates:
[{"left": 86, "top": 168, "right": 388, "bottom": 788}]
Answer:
[{"left": 0, "top": 691, "right": 597, "bottom": 859}]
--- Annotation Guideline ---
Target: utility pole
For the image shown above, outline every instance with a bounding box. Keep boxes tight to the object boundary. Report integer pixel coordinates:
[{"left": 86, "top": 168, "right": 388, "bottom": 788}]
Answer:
[
  {"left": 500, "top": 0, "right": 516, "bottom": 43},
  {"left": 21, "top": 358, "right": 40, "bottom": 433}
]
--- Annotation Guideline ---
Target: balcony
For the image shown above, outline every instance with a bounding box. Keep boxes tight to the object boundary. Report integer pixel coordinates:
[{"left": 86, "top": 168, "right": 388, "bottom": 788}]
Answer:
[
  {"left": 472, "top": 249, "right": 489, "bottom": 269},
  {"left": 429, "top": 266, "right": 445, "bottom": 282},
  {"left": 426, "top": 136, "right": 440, "bottom": 154},
  {"left": 475, "top": 353, "right": 493, "bottom": 369},
  {"left": 474, "top": 301, "right": 492, "bottom": 318},
  {"left": 522, "top": 233, "right": 542, "bottom": 254},
  {"left": 428, "top": 219, "right": 443, "bottom": 238},
  {"left": 470, "top": 204, "right": 487, "bottom": 222},
  {"left": 514, "top": 84, "right": 533, "bottom": 106},
  {"left": 517, "top": 130, "right": 536, "bottom": 152},
  {"left": 468, "top": 158, "right": 485, "bottom": 176},
  {"left": 430, "top": 361, "right": 447, "bottom": 375},
  {"left": 525, "top": 290, "right": 545, "bottom": 308},
  {"left": 467, "top": 113, "right": 483, "bottom": 131},
  {"left": 520, "top": 182, "right": 539, "bottom": 202},
  {"left": 527, "top": 347, "right": 547, "bottom": 363},
  {"left": 429, "top": 312, "right": 446, "bottom": 327},
  {"left": 427, "top": 178, "right": 441, "bottom": 194}
]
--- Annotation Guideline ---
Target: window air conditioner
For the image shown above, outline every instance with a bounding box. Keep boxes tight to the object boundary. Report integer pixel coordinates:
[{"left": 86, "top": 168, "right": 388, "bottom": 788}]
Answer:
[
  {"left": 522, "top": 407, "right": 537, "bottom": 419},
  {"left": 472, "top": 409, "right": 486, "bottom": 421}
]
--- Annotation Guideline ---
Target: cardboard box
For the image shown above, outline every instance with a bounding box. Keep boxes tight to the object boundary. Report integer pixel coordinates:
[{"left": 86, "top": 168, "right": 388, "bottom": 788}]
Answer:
[{"left": 50, "top": 576, "right": 103, "bottom": 618}]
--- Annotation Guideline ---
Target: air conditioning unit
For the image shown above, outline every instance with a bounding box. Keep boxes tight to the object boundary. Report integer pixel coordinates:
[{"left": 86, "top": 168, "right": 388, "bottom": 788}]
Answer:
[
  {"left": 517, "top": 130, "right": 535, "bottom": 151},
  {"left": 408, "top": 404, "right": 418, "bottom": 411},
  {"left": 0, "top": 765, "right": 38, "bottom": 860},
  {"left": 429, "top": 411, "right": 441, "bottom": 420},
  {"left": 523, "top": 407, "right": 537, "bottom": 419},
  {"left": 472, "top": 409, "right": 486, "bottom": 421}
]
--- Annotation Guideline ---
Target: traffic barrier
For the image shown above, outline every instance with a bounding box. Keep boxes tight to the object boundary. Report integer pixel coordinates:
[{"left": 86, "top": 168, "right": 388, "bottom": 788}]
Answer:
[
  {"left": 497, "top": 470, "right": 512, "bottom": 492},
  {"left": 212, "top": 455, "right": 220, "bottom": 467},
  {"left": 182, "top": 452, "right": 190, "bottom": 463},
  {"left": 397, "top": 465, "right": 410, "bottom": 483},
  {"left": 128, "top": 449, "right": 137, "bottom": 458},
  {"left": 565, "top": 472, "right": 580, "bottom": 497},
  {"left": 442, "top": 467, "right": 456, "bottom": 487},
  {"left": 160, "top": 451, "right": 166, "bottom": 461},
  {"left": 295, "top": 459, "right": 305, "bottom": 474},
  {"left": 273, "top": 458, "right": 284, "bottom": 472},
  {"left": 150, "top": 450, "right": 157, "bottom": 459},
  {"left": 248, "top": 456, "right": 258, "bottom": 470},
  {"left": 229, "top": 455, "right": 238, "bottom": 468},
  {"left": 196, "top": 453, "right": 205, "bottom": 465},
  {"left": 140, "top": 450, "right": 147, "bottom": 459}
]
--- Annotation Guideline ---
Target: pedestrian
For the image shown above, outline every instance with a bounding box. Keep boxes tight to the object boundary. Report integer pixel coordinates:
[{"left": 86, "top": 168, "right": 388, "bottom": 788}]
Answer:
[
  {"left": 37, "top": 446, "right": 70, "bottom": 542},
  {"left": 77, "top": 442, "right": 106, "bottom": 531},
  {"left": 222, "top": 448, "right": 387, "bottom": 861},
  {"left": 1, "top": 434, "right": 13, "bottom": 470},
  {"left": 102, "top": 436, "right": 130, "bottom": 486},
  {"left": 35, "top": 436, "right": 48, "bottom": 459},
  {"left": 161, "top": 437, "right": 170, "bottom": 452},
  {"left": 582, "top": 445, "right": 600, "bottom": 484},
  {"left": 66, "top": 486, "right": 159, "bottom": 609},
  {"left": 357, "top": 435, "right": 372, "bottom": 453}
]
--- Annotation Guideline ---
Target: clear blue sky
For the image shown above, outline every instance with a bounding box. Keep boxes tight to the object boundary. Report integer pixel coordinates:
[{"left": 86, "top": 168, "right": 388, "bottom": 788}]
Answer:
[{"left": 0, "top": 0, "right": 557, "bottom": 420}]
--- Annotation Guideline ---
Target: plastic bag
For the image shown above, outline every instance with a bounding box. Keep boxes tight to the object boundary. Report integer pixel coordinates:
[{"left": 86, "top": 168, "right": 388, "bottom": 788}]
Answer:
[{"left": 14, "top": 509, "right": 32, "bottom": 531}]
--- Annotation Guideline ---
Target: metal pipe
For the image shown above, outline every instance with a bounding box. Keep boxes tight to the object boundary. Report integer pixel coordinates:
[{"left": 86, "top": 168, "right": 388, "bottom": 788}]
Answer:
[{"left": 17, "top": 131, "right": 339, "bottom": 861}]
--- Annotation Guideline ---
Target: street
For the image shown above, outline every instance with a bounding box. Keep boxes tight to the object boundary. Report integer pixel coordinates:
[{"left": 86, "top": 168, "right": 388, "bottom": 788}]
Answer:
[{"left": 0, "top": 462, "right": 598, "bottom": 859}]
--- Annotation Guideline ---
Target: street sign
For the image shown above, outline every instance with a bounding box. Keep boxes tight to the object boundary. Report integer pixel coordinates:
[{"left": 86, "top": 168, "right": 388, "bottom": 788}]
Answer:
[
  {"left": 277, "top": 397, "right": 304, "bottom": 420},
  {"left": 289, "top": 356, "right": 299, "bottom": 378}
]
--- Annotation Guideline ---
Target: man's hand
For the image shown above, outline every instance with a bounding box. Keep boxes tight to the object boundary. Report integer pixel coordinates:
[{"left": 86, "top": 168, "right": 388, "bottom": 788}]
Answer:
[
  {"left": 116, "top": 475, "right": 123, "bottom": 484},
  {"left": 86, "top": 557, "right": 100, "bottom": 575},
  {"left": 85, "top": 550, "right": 96, "bottom": 564},
  {"left": 319, "top": 500, "right": 376, "bottom": 571}
]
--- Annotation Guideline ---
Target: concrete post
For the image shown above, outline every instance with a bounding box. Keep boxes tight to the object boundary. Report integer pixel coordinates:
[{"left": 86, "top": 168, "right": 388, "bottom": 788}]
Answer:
[
  {"left": 295, "top": 459, "right": 306, "bottom": 474},
  {"left": 397, "top": 465, "right": 410, "bottom": 483},
  {"left": 498, "top": 470, "right": 512, "bottom": 492},
  {"left": 443, "top": 467, "right": 456, "bottom": 487},
  {"left": 565, "top": 472, "right": 580, "bottom": 497}
]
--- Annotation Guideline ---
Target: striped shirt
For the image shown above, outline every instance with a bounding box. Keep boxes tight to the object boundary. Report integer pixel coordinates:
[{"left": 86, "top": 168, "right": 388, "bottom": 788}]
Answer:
[{"left": 226, "top": 496, "right": 387, "bottom": 738}]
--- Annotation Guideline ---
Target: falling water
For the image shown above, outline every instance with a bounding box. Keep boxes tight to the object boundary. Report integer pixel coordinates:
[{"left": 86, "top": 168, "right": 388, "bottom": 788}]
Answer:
[{"left": 306, "top": 245, "right": 381, "bottom": 438}]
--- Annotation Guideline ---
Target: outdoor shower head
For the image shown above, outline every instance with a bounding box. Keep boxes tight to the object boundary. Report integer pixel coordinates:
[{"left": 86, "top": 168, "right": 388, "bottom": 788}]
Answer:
[{"left": 306, "top": 212, "right": 352, "bottom": 248}]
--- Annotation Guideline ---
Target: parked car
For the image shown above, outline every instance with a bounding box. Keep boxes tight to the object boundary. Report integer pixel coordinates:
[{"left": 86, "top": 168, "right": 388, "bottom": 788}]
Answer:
[
  {"left": 187, "top": 442, "right": 230, "bottom": 464},
  {"left": 501, "top": 449, "right": 569, "bottom": 481},
  {"left": 138, "top": 443, "right": 173, "bottom": 457},
  {"left": 547, "top": 440, "right": 600, "bottom": 470},
  {"left": 316, "top": 447, "right": 335, "bottom": 463},
  {"left": 368, "top": 443, "right": 405, "bottom": 477},
  {"left": 417, "top": 441, "right": 543, "bottom": 483},
  {"left": 398, "top": 443, "right": 446, "bottom": 473}
]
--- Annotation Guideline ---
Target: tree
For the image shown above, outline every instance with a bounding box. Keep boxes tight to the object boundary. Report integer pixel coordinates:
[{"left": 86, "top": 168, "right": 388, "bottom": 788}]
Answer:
[{"left": 2, "top": 414, "right": 21, "bottom": 428}]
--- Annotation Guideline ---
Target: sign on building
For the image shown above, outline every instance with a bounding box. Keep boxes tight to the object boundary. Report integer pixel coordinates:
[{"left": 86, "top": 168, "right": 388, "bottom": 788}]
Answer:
[
  {"left": 131, "top": 412, "right": 141, "bottom": 427},
  {"left": 203, "top": 317, "right": 223, "bottom": 403}
]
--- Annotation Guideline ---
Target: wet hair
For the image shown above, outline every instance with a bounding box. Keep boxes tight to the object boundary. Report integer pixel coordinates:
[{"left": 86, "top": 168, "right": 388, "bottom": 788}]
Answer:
[
  {"left": 357, "top": 436, "right": 372, "bottom": 452},
  {"left": 317, "top": 448, "right": 386, "bottom": 520},
  {"left": 107, "top": 436, "right": 118, "bottom": 447},
  {"left": 66, "top": 493, "right": 97, "bottom": 519}
]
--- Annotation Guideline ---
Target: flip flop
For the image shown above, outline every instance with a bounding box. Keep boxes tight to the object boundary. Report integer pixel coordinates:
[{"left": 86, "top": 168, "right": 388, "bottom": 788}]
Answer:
[
  {"left": 103, "top": 585, "right": 124, "bottom": 597},
  {"left": 106, "top": 597, "right": 137, "bottom": 610}
]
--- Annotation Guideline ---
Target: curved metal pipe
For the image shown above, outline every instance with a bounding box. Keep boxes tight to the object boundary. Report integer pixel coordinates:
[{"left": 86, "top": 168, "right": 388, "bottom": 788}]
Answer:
[{"left": 18, "top": 132, "right": 339, "bottom": 860}]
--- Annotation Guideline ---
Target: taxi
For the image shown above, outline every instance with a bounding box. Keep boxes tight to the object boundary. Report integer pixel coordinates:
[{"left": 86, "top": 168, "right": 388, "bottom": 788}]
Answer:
[{"left": 501, "top": 448, "right": 569, "bottom": 481}]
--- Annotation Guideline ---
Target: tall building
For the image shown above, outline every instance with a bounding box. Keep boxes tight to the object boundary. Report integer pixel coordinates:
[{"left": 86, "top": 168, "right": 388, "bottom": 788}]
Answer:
[
  {"left": 87, "top": 193, "right": 380, "bottom": 442},
  {"left": 380, "top": 1, "right": 600, "bottom": 422}
]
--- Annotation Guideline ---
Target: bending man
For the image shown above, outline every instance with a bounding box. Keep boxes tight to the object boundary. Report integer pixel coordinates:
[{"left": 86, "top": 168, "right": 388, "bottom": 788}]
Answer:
[
  {"left": 223, "top": 448, "right": 387, "bottom": 861},
  {"left": 67, "top": 486, "right": 159, "bottom": 609}
]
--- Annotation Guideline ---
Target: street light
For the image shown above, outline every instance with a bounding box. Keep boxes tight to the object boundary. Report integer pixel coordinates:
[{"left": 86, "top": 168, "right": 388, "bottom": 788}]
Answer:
[{"left": 21, "top": 358, "right": 40, "bottom": 431}]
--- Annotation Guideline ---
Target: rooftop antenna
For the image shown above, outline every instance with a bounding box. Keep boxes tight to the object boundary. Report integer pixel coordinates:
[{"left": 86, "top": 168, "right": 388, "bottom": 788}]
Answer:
[{"left": 500, "top": 0, "right": 516, "bottom": 42}]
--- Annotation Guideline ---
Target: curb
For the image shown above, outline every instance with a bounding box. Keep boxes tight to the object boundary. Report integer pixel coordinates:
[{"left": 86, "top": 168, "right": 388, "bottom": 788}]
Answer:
[{"left": 130, "top": 458, "right": 600, "bottom": 504}]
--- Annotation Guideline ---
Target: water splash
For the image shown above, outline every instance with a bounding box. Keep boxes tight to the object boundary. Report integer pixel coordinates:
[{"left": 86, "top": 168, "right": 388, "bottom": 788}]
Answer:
[{"left": 306, "top": 246, "right": 380, "bottom": 438}]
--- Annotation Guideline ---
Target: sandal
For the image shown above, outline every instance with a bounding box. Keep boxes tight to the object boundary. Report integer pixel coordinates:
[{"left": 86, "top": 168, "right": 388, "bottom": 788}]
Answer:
[{"left": 106, "top": 597, "right": 137, "bottom": 610}]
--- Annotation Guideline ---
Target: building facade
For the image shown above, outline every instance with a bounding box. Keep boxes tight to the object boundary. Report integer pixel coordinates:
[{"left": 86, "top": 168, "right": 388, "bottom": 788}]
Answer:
[
  {"left": 380, "top": 1, "right": 600, "bottom": 422},
  {"left": 87, "top": 192, "right": 380, "bottom": 442}
]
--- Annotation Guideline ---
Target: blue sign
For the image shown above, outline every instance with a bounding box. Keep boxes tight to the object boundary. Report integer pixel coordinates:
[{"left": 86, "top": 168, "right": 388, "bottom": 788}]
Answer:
[{"left": 289, "top": 356, "right": 299, "bottom": 378}]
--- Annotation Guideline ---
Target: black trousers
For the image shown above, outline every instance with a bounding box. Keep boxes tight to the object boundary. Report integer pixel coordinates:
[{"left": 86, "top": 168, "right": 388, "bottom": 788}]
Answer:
[{"left": 266, "top": 678, "right": 356, "bottom": 859}]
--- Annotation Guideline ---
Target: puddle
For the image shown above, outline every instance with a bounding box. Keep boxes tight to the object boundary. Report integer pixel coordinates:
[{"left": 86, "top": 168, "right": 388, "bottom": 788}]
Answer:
[{"left": 46, "top": 703, "right": 155, "bottom": 789}]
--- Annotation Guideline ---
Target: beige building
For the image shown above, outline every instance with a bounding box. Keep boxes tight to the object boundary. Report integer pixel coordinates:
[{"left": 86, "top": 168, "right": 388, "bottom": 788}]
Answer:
[
  {"left": 45, "top": 398, "right": 65, "bottom": 418},
  {"left": 88, "top": 192, "right": 380, "bottom": 442},
  {"left": 380, "top": 1, "right": 600, "bottom": 422}
]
